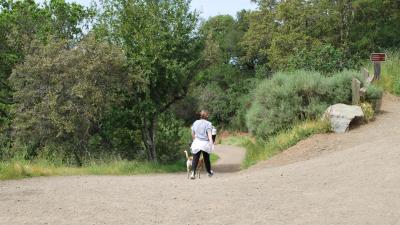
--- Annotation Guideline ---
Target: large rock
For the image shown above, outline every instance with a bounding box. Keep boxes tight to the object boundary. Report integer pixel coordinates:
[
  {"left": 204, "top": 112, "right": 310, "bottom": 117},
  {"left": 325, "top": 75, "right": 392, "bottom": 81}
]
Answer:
[{"left": 324, "top": 104, "right": 364, "bottom": 133}]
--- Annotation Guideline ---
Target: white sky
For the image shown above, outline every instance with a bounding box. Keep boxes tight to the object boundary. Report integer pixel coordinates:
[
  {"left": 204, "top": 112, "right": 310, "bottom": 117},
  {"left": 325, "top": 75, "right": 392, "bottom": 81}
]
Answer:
[
  {"left": 36, "top": 0, "right": 258, "bottom": 19},
  {"left": 190, "top": 0, "right": 257, "bottom": 18}
]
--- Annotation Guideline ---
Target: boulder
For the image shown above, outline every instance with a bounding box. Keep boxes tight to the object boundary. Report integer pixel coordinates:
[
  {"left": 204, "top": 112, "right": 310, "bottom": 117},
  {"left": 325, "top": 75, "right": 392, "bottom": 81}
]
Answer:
[{"left": 324, "top": 104, "right": 364, "bottom": 133}]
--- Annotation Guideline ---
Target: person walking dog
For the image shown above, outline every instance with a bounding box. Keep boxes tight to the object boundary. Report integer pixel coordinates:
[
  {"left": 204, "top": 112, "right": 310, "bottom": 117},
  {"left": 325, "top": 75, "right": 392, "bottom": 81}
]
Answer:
[
  {"left": 190, "top": 110, "right": 214, "bottom": 179},
  {"left": 211, "top": 126, "right": 217, "bottom": 144}
]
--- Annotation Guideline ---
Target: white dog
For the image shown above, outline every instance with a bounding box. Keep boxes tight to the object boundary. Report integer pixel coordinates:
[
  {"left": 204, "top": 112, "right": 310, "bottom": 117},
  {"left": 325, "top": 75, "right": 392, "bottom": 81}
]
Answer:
[{"left": 184, "top": 150, "right": 204, "bottom": 179}]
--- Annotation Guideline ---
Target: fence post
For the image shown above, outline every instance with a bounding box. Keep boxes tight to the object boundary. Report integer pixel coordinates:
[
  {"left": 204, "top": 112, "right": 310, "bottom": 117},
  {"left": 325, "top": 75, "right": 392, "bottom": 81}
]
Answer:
[
  {"left": 352, "top": 78, "right": 361, "bottom": 105},
  {"left": 374, "top": 62, "right": 381, "bottom": 80},
  {"left": 362, "top": 68, "right": 369, "bottom": 82}
]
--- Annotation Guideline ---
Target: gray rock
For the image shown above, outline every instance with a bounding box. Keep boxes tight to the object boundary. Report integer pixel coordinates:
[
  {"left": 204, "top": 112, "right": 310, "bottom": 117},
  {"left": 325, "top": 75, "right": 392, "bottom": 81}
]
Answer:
[{"left": 324, "top": 104, "right": 364, "bottom": 133}]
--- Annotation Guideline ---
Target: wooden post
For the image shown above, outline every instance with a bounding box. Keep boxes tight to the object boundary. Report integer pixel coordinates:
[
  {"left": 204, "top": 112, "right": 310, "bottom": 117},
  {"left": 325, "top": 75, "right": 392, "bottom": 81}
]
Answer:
[
  {"left": 362, "top": 68, "right": 369, "bottom": 82},
  {"left": 374, "top": 62, "right": 381, "bottom": 80},
  {"left": 352, "top": 78, "right": 361, "bottom": 105}
]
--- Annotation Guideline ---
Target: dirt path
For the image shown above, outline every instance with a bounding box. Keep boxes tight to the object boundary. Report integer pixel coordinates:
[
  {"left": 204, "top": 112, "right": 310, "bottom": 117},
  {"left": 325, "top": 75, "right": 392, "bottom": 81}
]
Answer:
[
  {"left": 1, "top": 94, "right": 400, "bottom": 225},
  {"left": 213, "top": 144, "right": 245, "bottom": 173}
]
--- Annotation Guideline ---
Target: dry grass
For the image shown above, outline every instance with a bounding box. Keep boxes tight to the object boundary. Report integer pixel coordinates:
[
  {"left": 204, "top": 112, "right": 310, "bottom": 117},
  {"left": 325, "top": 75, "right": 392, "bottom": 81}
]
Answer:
[{"left": 221, "top": 120, "right": 330, "bottom": 169}]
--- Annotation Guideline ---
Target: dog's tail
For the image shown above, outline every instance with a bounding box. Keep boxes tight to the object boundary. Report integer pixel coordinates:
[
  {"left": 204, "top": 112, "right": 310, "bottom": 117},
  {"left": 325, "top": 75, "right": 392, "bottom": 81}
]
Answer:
[{"left": 184, "top": 150, "right": 190, "bottom": 160}]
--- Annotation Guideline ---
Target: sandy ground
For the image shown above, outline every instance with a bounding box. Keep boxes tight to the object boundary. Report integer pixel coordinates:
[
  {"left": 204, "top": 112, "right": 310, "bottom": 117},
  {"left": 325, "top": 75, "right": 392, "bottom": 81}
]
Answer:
[{"left": 1, "top": 94, "right": 400, "bottom": 225}]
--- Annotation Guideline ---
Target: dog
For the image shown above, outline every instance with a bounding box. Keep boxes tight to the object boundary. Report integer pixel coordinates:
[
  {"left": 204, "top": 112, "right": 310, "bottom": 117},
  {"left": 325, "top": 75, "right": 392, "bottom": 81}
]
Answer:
[{"left": 184, "top": 150, "right": 204, "bottom": 179}]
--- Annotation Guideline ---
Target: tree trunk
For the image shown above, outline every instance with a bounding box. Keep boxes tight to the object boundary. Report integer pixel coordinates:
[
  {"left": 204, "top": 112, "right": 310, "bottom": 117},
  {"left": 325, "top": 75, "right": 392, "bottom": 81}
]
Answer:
[{"left": 142, "top": 115, "right": 158, "bottom": 162}]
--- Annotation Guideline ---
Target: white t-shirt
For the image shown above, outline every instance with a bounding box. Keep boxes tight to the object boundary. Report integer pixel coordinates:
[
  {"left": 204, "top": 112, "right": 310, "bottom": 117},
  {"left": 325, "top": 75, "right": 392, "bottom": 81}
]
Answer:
[
  {"left": 191, "top": 119, "right": 212, "bottom": 141},
  {"left": 212, "top": 127, "right": 217, "bottom": 135}
]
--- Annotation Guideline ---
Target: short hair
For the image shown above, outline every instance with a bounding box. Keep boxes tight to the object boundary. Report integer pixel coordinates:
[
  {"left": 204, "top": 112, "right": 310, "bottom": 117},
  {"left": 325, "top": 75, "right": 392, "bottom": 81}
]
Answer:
[{"left": 200, "top": 110, "right": 209, "bottom": 119}]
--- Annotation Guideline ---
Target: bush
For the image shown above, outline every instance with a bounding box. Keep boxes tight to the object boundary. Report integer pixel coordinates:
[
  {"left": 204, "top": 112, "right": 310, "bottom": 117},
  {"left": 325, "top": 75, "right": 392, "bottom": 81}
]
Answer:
[
  {"left": 246, "top": 70, "right": 362, "bottom": 138},
  {"left": 374, "top": 51, "right": 400, "bottom": 95},
  {"left": 289, "top": 44, "right": 348, "bottom": 74},
  {"left": 9, "top": 37, "right": 142, "bottom": 165},
  {"left": 365, "top": 85, "right": 384, "bottom": 110},
  {"left": 360, "top": 102, "right": 374, "bottom": 123},
  {"left": 156, "top": 112, "right": 188, "bottom": 163},
  {"left": 242, "top": 120, "right": 330, "bottom": 168},
  {"left": 193, "top": 77, "right": 257, "bottom": 131}
]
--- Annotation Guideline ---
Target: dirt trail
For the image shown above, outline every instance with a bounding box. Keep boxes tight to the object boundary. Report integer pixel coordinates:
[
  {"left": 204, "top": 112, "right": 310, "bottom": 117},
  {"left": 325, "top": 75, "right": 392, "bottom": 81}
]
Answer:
[
  {"left": 1, "top": 94, "right": 400, "bottom": 225},
  {"left": 213, "top": 144, "right": 245, "bottom": 173}
]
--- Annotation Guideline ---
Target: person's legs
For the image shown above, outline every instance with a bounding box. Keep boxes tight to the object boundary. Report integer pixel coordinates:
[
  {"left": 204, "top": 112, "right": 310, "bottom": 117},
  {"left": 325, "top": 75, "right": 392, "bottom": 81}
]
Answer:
[
  {"left": 202, "top": 151, "right": 212, "bottom": 174},
  {"left": 191, "top": 151, "right": 201, "bottom": 174}
]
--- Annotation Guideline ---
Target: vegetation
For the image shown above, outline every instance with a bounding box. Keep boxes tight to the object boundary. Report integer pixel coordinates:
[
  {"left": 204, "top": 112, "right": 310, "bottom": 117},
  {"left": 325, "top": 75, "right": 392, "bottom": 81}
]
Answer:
[
  {"left": 222, "top": 120, "right": 330, "bottom": 168},
  {"left": 0, "top": 153, "right": 219, "bottom": 180},
  {"left": 373, "top": 52, "right": 400, "bottom": 96},
  {"left": 246, "top": 70, "right": 369, "bottom": 139},
  {"left": 0, "top": 160, "right": 184, "bottom": 180},
  {"left": 0, "top": 0, "right": 398, "bottom": 179},
  {"left": 98, "top": 0, "right": 202, "bottom": 162},
  {"left": 9, "top": 37, "right": 136, "bottom": 166},
  {"left": 360, "top": 102, "right": 374, "bottom": 123}
]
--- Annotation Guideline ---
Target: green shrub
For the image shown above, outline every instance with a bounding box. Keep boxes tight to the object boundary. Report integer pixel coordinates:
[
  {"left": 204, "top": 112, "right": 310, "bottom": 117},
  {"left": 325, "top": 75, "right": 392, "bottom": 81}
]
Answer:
[
  {"left": 156, "top": 112, "right": 187, "bottom": 163},
  {"left": 288, "top": 44, "right": 348, "bottom": 74},
  {"left": 9, "top": 37, "right": 139, "bottom": 165},
  {"left": 365, "top": 85, "right": 384, "bottom": 110},
  {"left": 193, "top": 77, "right": 257, "bottom": 131},
  {"left": 327, "top": 70, "right": 364, "bottom": 103},
  {"left": 242, "top": 120, "right": 330, "bottom": 168},
  {"left": 246, "top": 70, "right": 361, "bottom": 139},
  {"left": 373, "top": 51, "right": 400, "bottom": 95},
  {"left": 360, "top": 102, "right": 374, "bottom": 123}
]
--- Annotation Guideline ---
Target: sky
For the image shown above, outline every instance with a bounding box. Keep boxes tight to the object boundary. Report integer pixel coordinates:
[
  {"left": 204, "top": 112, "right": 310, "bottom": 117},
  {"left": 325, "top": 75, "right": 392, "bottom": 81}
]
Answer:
[
  {"left": 190, "top": 0, "right": 257, "bottom": 18},
  {"left": 43, "top": 0, "right": 258, "bottom": 19}
]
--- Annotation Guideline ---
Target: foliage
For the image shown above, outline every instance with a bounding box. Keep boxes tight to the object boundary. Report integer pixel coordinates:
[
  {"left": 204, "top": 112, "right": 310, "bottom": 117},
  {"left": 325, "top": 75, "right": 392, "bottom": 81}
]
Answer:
[
  {"left": 188, "top": 13, "right": 255, "bottom": 130},
  {"left": 0, "top": 0, "right": 93, "bottom": 161},
  {"left": 0, "top": 151, "right": 220, "bottom": 180},
  {"left": 0, "top": 159, "right": 186, "bottom": 180},
  {"left": 9, "top": 36, "right": 142, "bottom": 165},
  {"left": 350, "top": 0, "right": 400, "bottom": 56},
  {"left": 360, "top": 102, "right": 374, "bottom": 123},
  {"left": 365, "top": 85, "right": 384, "bottom": 110},
  {"left": 243, "top": 0, "right": 400, "bottom": 73},
  {"left": 99, "top": 0, "right": 201, "bottom": 162},
  {"left": 246, "top": 70, "right": 362, "bottom": 138},
  {"left": 242, "top": 120, "right": 330, "bottom": 168},
  {"left": 156, "top": 113, "right": 187, "bottom": 163},
  {"left": 374, "top": 51, "right": 400, "bottom": 96},
  {"left": 288, "top": 44, "right": 347, "bottom": 74},
  {"left": 1, "top": 0, "right": 400, "bottom": 172},
  {"left": 221, "top": 134, "right": 252, "bottom": 147}
]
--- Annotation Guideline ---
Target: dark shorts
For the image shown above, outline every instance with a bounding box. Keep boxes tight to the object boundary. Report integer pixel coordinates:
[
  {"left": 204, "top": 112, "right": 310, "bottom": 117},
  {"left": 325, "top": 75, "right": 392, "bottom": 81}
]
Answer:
[{"left": 212, "top": 135, "right": 216, "bottom": 143}]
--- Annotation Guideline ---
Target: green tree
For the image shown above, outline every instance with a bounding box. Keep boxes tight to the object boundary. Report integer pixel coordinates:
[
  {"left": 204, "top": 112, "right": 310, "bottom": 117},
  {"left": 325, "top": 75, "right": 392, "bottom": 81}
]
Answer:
[
  {"left": 9, "top": 37, "right": 142, "bottom": 165},
  {"left": 350, "top": 0, "right": 400, "bottom": 56},
  {"left": 190, "top": 13, "right": 255, "bottom": 130},
  {"left": 99, "top": 0, "right": 202, "bottom": 162},
  {"left": 0, "top": 0, "right": 92, "bottom": 158}
]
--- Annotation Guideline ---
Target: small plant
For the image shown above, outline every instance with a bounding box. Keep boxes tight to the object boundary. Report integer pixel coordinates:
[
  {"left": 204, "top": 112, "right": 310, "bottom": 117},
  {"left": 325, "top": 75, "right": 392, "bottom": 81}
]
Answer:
[
  {"left": 360, "top": 102, "right": 374, "bottom": 123},
  {"left": 365, "top": 85, "right": 384, "bottom": 110}
]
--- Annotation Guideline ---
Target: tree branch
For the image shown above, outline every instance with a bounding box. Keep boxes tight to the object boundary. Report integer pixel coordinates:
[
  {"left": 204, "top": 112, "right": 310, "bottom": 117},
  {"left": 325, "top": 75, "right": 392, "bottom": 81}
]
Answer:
[
  {"left": 0, "top": 96, "right": 14, "bottom": 105},
  {"left": 0, "top": 108, "right": 7, "bottom": 117},
  {"left": 158, "top": 93, "right": 186, "bottom": 114},
  {"left": 0, "top": 80, "right": 12, "bottom": 91}
]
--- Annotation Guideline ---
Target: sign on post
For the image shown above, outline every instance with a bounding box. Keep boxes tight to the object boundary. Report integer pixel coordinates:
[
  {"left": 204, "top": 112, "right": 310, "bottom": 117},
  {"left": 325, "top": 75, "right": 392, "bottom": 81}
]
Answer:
[
  {"left": 370, "top": 53, "right": 386, "bottom": 62},
  {"left": 370, "top": 53, "right": 386, "bottom": 80}
]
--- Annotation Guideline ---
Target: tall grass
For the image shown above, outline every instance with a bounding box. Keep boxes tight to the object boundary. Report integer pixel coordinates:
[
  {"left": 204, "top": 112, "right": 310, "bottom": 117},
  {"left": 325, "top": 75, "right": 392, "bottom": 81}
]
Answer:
[
  {"left": 0, "top": 154, "right": 219, "bottom": 180},
  {"left": 369, "top": 51, "right": 400, "bottom": 95},
  {"left": 222, "top": 120, "right": 330, "bottom": 168}
]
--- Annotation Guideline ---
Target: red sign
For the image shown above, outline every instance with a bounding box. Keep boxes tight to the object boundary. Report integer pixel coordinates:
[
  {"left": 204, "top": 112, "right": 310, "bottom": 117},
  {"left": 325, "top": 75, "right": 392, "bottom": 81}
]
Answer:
[{"left": 370, "top": 53, "right": 386, "bottom": 62}]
